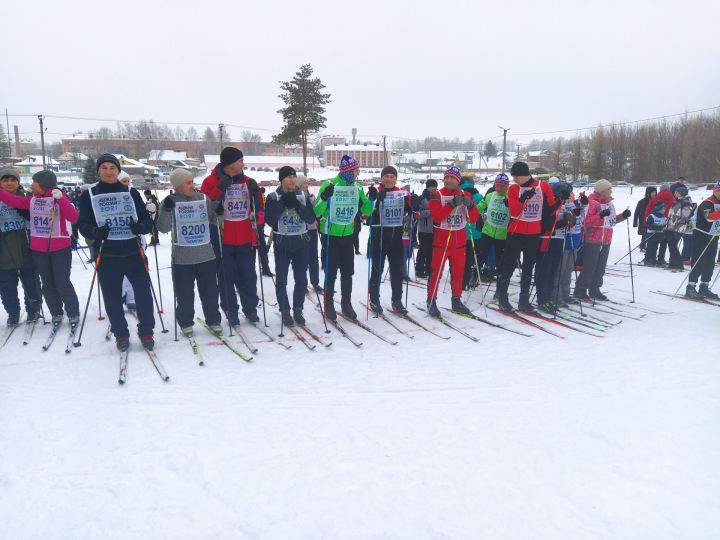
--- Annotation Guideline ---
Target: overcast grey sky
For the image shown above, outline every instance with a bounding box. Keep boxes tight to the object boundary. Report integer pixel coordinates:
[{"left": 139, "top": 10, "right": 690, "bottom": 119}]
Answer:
[{"left": 3, "top": 0, "right": 719, "bottom": 146}]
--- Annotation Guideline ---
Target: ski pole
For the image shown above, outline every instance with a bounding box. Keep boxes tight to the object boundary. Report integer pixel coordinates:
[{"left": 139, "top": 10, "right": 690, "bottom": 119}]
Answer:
[
  {"left": 74, "top": 240, "right": 105, "bottom": 347},
  {"left": 97, "top": 281, "right": 104, "bottom": 320},
  {"left": 626, "top": 216, "right": 636, "bottom": 303},
  {"left": 250, "top": 195, "right": 268, "bottom": 328},
  {"left": 613, "top": 229, "right": 660, "bottom": 265},
  {"left": 216, "top": 223, "right": 233, "bottom": 337},
  {"left": 366, "top": 200, "right": 375, "bottom": 320},
  {"left": 569, "top": 238, "right": 584, "bottom": 317},
  {"left": 136, "top": 237, "right": 168, "bottom": 333},
  {"left": 322, "top": 196, "right": 332, "bottom": 318},
  {"left": 170, "top": 209, "right": 178, "bottom": 342},
  {"left": 152, "top": 237, "right": 163, "bottom": 313},
  {"left": 672, "top": 228, "right": 720, "bottom": 297}
]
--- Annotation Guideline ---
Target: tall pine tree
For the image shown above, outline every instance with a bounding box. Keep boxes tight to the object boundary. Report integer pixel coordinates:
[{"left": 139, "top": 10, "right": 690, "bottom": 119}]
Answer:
[
  {"left": 273, "top": 64, "right": 331, "bottom": 173},
  {"left": 83, "top": 158, "right": 98, "bottom": 184}
]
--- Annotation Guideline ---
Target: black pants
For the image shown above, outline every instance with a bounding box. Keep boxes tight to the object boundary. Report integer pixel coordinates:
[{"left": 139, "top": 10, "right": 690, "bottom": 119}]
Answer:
[
  {"left": 98, "top": 253, "right": 155, "bottom": 337},
  {"left": 477, "top": 234, "right": 506, "bottom": 274},
  {"left": 496, "top": 234, "right": 539, "bottom": 301},
  {"left": 535, "top": 238, "right": 564, "bottom": 305},
  {"left": 307, "top": 229, "right": 320, "bottom": 287},
  {"left": 210, "top": 225, "right": 227, "bottom": 313},
  {"left": 462, "top": 237, "right": 482, "bottom": 288},
  {"left": 644, "top": 231, "right": 665, "bottom": 264},
  {"left": 173, "top": 259, "right": 221, "bottom": 329},
  {"left": 353, "top": 221, "right": 361, "bottom": 253},
  {"left": 222, "top": 243, "right": 258, "bottom": 318},
  {"left": 0, "top": 266, "right": 42, "bottom": 319},
  {"left": 274, "top": 240, "right": 309, "bottom": 312},
  {"left": 415, "top": 232, "right": 434, "bottom": 277},
  {"left": 324, "top": 235, "right": 354, "bottom": 300},
  {"left": 32, "top": 248, "right": 80, "bottom": 318},
  {"left": 369, "top": 230, "right": 404, "bottom": 304},
  {"left": 689, "top": 231, "right": 718, "bottom": 285},
  {"left": 666, "top": 231, "right": 684, "bottom": 269},
  {"left": 256, "top": 224, "right": 271, "bottom": 273}
]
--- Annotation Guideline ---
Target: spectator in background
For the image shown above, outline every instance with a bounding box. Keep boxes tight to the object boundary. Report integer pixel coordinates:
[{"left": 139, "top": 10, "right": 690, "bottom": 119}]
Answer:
[{"left": 633, "top": 186, "right": 656, "bottom": 252}]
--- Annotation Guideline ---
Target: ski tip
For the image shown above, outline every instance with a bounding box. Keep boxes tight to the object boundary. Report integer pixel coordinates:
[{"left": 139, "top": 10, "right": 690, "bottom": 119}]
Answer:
[
  {"left": 163, "top": 376, "right": 170, "bottom": 382},
  {"left": 199, "top": 361, "right": 205, "bottom": 366},
  {"left": 118, "top": 379, "right": 125, "bottom": 385}
]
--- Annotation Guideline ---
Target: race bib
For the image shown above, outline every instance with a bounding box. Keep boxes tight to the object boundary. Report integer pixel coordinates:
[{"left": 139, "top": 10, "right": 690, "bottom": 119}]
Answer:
[
  {"left": 278, "top": 193, "right": 308, "bottom": 236},
  {"left": 91, "top": 192, "right": 138, "bottom": 240},
  {"left": 438, "top": 195, "right": 467, "bottom": 231},
  {"left": 710, "top": 203, "right": 720, "bottom": 235},
  {"left": 174, "top": 199, "right": 211, "bottom": 246},
  {"left": 379, "top": 191, "right": 405, "bottom": 227},
  {"left": 330, "top": 185, "right": 359, "bottom": 226},
  {"left": 0, "top": 201, "right": 26, "bottom": 233},
  {"left": 518, "top": 187, "right": 543, "bottom": 222},
  {"left": 487, "top": 194, "right": 509, "bottom": 229},
  {"left": 224, "top": 183, "right": 251, "bottom": 221},
  {"left": 602, "top": 202, "right": 616, "bottom": 228},
  {"left": 29, "top": 197, "right": 63, "bottom": 239}
]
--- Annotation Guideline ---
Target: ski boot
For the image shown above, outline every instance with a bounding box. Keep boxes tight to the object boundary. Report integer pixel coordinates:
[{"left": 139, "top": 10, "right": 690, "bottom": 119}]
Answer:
[
  {"left": 685, "top": 284, "right": 702, "bottom": 299},
  {"left": 369, "top": 298, "right": 383, "bottom": 315},
  {"left": 209, "top": 323, "right": 223, "bottom": 335},
  {"left": 699, "top": 283, "right": 719, "bottom": 300},
  {"left": 51, "top": 314, "right": 63, "bottom": 325},
  {"left": 293, "top": 310, "right": 305, "bottom": 325},
  {"left": 497, "top": 293, "right": 513, "bottom": 312},
  {"left": 6, "top": 314, "right": 19, "bottom": 328},
  {"left": 426, "top": 299, "right": 441, "bottom": 318},
  {"left": 451, "top": 296, "right": 471, "bottom": 314},
  {"left": 116, "top": 336, "right": 130, "bottom": 352},
  {"left": 324, "top": 297, "right": 337, "bottom": 321},
  {"left": 517, "top": 294, "right": 536, "bottom": 313},
  {"left": 313, "top": 284, "right": 324, "bottom": 293},
  {"left": 391, "top": 299, "right": 407, "bottom": 315},
  {"left": 573, "top": 288, "right": 590, "bottom": 302},
  {"left": 281, "top": 310, "right": 294, "bottom": 327},
  {"left": 244, "top": 310, "right": 260, "bottom": 323},
  {"left": 341, "top": 299, "right": 357, "bottom": 320},
  {"left": 140, "top": 334, "right": 155, "bottom": 351},
  {"left": 181, "top": 326, "right": 194, "bottom": 337},
  {"left": 589, "top": 289, "right": 608, "bottom": 301}
]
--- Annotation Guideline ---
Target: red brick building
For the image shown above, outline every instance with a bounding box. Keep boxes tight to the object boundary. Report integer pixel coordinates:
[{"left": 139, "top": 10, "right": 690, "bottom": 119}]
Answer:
[{"left": 324, "top": 144, "right": 386, "bottom": 168}]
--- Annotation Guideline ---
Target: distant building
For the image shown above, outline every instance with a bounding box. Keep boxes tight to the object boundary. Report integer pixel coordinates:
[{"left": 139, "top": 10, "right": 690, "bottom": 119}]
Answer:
[
  {"left": 324, "top": 144, "right": 385, "bottom": 168},
  {"left": 13, "top": 155, "right": 61, "bottom": 174},
  {"left": 203, "top": 154, "right": 321, "bottom": 171},
  {"left": 526, "top": 150, "right": 559, "bottom": 170}
]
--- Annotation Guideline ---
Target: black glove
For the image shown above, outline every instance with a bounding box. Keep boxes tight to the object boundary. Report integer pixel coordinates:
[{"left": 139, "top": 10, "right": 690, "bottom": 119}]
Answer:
[
  {"left": 320, "top": 183, "right": 335, "bottom": 201},
  {"left": 503, "top": 198, "right": 509, "bottom": 207},
  {"left": 163, "top": 196, "right": 175, "bottom": 210},
  {"left": 218, "top": 176, "right": 233, "bottom": 191},
  {"left": 129, "top": 217, "right": 143, "bottom": 235},
  {"left": 377, "top": 189, "right": 387, "bottom": 203},
  {"left": 599, "top": 208, "right": 611, "bottom": 218},
  {"left": 463, "top": 195, "right": 474, "bottom": 209},
  {"left": 215, "top": 203, "right": 224, "bottom": 216},
  {"left": 572, "top": 207, "right": 582, "bottom": 216},
  {"left": 282, "top": 191, "right": 299, "bottom": 209},
  {"left": 519, "top": 188, "right": 536, "bottom": 203},
  {"left": 622, "top": 209, "right": 631, "bottom": 219},
  {"left": 93, "top": 224, "right": 110, "bottom": 241},
  {"left": 580, "top": 194, "right": 589, "bottom": 205}
]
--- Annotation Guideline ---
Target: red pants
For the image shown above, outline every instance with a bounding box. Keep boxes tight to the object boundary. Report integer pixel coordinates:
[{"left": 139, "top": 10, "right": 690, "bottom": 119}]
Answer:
[{"left": 427, "top": 246, "right": 466, "bottom": 300}]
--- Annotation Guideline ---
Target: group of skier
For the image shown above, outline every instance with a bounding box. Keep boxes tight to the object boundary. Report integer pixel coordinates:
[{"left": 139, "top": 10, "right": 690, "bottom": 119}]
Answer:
[{"left": 2, "top": 150, "right": 720, "bottom": 360}]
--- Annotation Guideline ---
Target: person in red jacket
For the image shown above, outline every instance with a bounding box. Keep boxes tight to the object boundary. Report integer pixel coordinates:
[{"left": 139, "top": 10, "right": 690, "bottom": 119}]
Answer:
[
  {"left": 426, "top": 166, "right": 480, "bottom": 317},
  {"left": 200, "top": 147, "right": 263, "bottom": 326},
  {"left": 642, "top": 183, "right": 675, "bottom": 267},
  {"left": 495, "top": 161, "right": 556, "bottom": 312}
]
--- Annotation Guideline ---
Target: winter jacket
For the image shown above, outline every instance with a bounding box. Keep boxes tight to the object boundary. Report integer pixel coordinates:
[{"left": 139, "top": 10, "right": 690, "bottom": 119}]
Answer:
[
  {"left": 643, "top": 189, "right": 675, "bottom": 221},
  {"left": 200, "top": 164, "right": 263, "bottom": 247},
  {"left": 582, "top": 192, "right": 628, "bottom": 245},
  {"left": 428, "top": 186, "right": 480, "bottom": 249},
  {"left": 303, "top": 192, "right": 318, "bottom": 231},
  {"left": 694, "top": 194, "right": 720, "bottom": 235},
  {"left": 368, "top": 186, "right": 412, "bottom": 246},
  {"left": 156, "top": 192, "right": 218, "bottom": 265},
  {"left": 633, "top": 187, "right": 656, "bottom": 235},
  {"left": 264, "top": 186, "right": 317, "bottom": 251},
  {"left": 459, "top": 179, "right": 484, "bottom": 240},
  {"left": 78, "top": 181, "right": 153, "bottom": 258},
  {"left": 665, "top": 196, "right": 696, "bottom": 234},
  {"left": 553, "top": 199, "right": 586, "bottom": 251},
  {"left": 507, "top": 178, "right": 556, "bottom": 235},
  {"left": 0, "top": 186, "right": 32, "bottom": 270},
  {"left": 313, "top": 175, "right": 372, "bottom": 237},
  {"left": 476, "top": 191, "right": 509, "bottom": 240},
  {"left": 416, "top": 190, "right": 434, "bottom": 235},
  {"left": 0, "top": 188, "right": 78, "bottom": 252}
]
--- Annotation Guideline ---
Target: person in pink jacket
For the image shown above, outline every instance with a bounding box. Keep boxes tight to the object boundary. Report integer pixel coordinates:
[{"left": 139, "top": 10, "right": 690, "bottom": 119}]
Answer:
[
  {"left": 0, "top": 170, "right": 80, "bottom": 324},
  {"left": 573, "top": 179, "right": 631, "bottom": 301}
]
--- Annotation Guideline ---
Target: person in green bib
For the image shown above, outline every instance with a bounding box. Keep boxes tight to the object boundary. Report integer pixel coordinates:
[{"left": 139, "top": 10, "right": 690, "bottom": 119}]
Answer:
[
  {"left": 475, "top": 173, "right": 510, "bottom": 282},
  {"left": 314, "top": 155, "right": 372, "bottom": 321}
]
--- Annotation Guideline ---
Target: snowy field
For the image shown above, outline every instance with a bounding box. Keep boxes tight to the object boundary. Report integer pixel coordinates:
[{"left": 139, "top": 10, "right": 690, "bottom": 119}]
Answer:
[{"left": 0, "top": 186, "right": 718, "bottom": 540}]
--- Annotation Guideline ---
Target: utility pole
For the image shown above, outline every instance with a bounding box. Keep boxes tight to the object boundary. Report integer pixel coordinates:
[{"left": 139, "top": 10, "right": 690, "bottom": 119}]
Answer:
[
  {"left": 516, "top": 144, "right": 521, "bottom": 160},
  {"left": 218, "top": 123, "right": 224, "bottom": 154},
  {"left": 382, "top": 135, "right": 387, "bottom": 166},
  {"left": 38, "top": 115, "right": 46, "bottom": 168},
  {"left": 4, "top": 109, "right": 11, "bottom": 156},
  {"left": 498, "top": 126, "right": 509, "bottom": 171}
]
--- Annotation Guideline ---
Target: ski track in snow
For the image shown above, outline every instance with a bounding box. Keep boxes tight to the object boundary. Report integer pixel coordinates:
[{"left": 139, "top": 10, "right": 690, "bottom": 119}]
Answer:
[{"left": 0, "top": 186, "right": 718, "bottom": 540}]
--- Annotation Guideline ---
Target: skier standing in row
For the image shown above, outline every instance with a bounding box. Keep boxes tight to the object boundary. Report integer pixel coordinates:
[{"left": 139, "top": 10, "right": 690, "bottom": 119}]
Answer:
[
  {"left": 297, "top": 174, "right": 323, "bottom": 293},
  {"left": 475, "top": 173, "right": 510, "bottom": 283},
  {"left": 685, "top": 181, "right": 720, "bottom": 300},
  {"left": 414, "top": 179, "right": 437, "bottom": 279}
]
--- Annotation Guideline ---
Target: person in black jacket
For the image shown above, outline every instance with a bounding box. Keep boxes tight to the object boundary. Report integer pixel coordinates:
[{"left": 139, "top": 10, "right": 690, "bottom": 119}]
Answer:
[
  {"left": 78, "top": 153, "right": 155, "bottom": 351},
  {"left": 263, "top": 167, "right": 317, "bottom": 326},
  {"left": 633, "top": 186, "right": 656, "bottom": 251}
]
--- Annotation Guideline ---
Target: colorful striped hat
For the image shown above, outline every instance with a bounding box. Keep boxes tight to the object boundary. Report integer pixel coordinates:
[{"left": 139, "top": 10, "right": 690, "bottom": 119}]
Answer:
[
  {"left": 443, "top": 166, "right": 462, "bottom": 182},
  {"left": 494, "top": 173, "right": 509, "bottom": 186},
  {"left": 339, "top": 155, "right": 359, "bottom": 174}
]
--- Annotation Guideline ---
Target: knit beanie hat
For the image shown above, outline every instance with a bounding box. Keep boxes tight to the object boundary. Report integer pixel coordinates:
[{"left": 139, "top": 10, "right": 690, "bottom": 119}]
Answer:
[
  {"left": 674, "top": 185, "right": 689, "bottom": 197},
  {"left": 220, "top": 147, "right": 244, "bottom": 167},
  {"left": 381, "top": 165, "right": 398, "bottom": 178},
  {"left": 0, "top": 167, "right": 20, "bottom": 181},
  {"left": 548, "top": 176, "right": 560, "bottom": 184},
  {"left": 96, "top": 153, "right": 121, "bottom": 172},
  {"left": 713, "top": 180, "right": 720, "bottom": 191},
  {"left": 510, "top": 161, "right": 530, "bottom": 176},
  {"left": 278, "top": 166, "right": 296, "bottom": 182},
  {"left": 443, "top": 166, "right": 462, "bottom": 183},
  {"left": 494, "top": 173, "right": 509, "bottom": 186},
  {"left": 339, "top": 155, "right": 359, "bottom": 174},
  {"left": 118, "top": 171, "right": 131, "bottom": 182},
  {"left": 32, "top": 169, "right": 57, "bottom": 190},
  {"left": 296, "top": 173, "right": 308, "bottom": 187},
  {"left": 660, "top": 183, "right": 671, "bottom": 192},
  {"left": 425, "top": 179, "right": 438, "bottom": 188},
  {"left": 170, "top": 168, "right": 193, "bottom": 189},
  {"left": 594, "top": 179, "right": 612, "bottom": 194}
]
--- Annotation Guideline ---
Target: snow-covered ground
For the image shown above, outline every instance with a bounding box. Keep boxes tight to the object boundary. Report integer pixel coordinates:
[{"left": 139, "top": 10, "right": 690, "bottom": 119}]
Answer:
[{"left": 0, "top": 186, "right": 718, "bottom": 540}]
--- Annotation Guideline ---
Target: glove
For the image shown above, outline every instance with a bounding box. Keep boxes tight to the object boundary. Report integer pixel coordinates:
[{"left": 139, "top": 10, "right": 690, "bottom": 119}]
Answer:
[
  {"left": 320, "top": 183, "right": 335, "bottom": 201},
  {"left": 128, "top": 217, "right": 143, "bottom": 235},
  {"left": 579, "top": 193, "right": 589, "bottom": 205},
  {"left": 218, "top": 175, "right": 232, "bottom": 191},
  {"left": 503, "top": 198, "right": 508, "bottom": 207},
  {"left": 93, "top": 224, "right": 110, "bottom": 240},
  {"left": 52, "top": 188, "right": 62, "bottom": 200},
  {"left": 572, "top": 207, "right": 582, "bottom": 216},
  {"left": 162, "top": 197, "right": 175, "bottom": 210},
  {"left": 215, "top": 203, "right": 224, "bottom": 216},
  {"left": 282, "top": 191, "right": 299, "bottom": 209},
  {"left": 463, "top": 195, "right": 474, "bottom": 209},
  {"left": 599, "top": 208, "right": 611, "bottom": 218},
  {"left": 519, "top": 188, "right": 536, "bottom": 203},
  {"left": 377, "top": 190, "right": 386, "bottom": 203},
  {"left": 412, "top": 211, "right": 419, "bottom": 220},
  {"left": 145, "top": 202, "right": 157, "bottom": 213},
  {"left": 622, "top": 209, "right": 631, "bottom": 219}
]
